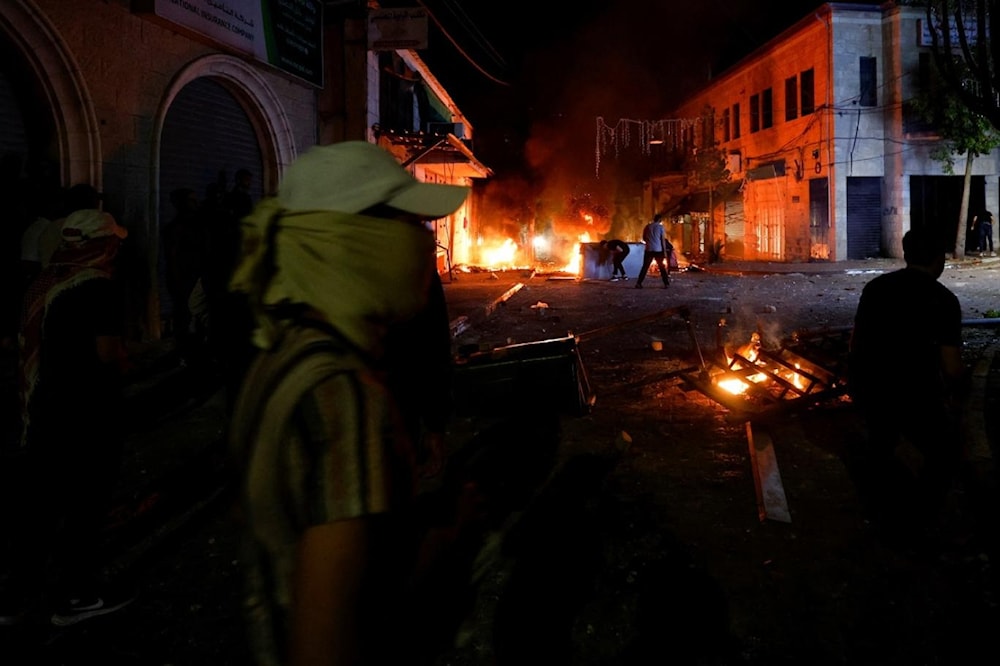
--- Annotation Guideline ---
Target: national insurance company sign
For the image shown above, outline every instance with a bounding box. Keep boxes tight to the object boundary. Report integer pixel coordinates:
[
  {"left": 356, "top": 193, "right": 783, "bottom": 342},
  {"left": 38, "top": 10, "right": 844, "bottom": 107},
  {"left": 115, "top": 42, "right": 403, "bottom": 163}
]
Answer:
[{"left": 133, "top": 0, "right": 323, "bottom": 87}]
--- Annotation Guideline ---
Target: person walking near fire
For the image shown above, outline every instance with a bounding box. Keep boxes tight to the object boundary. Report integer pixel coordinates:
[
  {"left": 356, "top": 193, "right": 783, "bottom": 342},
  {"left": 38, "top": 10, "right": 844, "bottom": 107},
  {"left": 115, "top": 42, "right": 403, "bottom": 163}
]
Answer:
[
  {"left": 600, "top": 238, "right": 630, "bottom": 280},
  {"left": 635, "top": 214, "right": 672, "bottom": 288}
]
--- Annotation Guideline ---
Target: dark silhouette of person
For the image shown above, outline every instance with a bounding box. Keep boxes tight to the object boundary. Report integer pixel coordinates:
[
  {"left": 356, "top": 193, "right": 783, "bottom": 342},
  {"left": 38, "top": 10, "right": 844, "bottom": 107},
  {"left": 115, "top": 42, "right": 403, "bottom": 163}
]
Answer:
[
  {"left": 202, "top": 176, "right": 254, "bottom": 412},
  {"left": 600, "top": 238, "right": 631, "bottom": 280},
  {"left": 3, "top": 189, "right": 135, "bottom": 627},
  {"left": 848, "top": 226, "right": 970, "bottom": 544},
  {"left": 225, "top": 168, "right": 254, "bottom": 222},
  {"left": 163, "top": 187, "right": 208, "bottom": 366},
  {"left": 976, "top": 210, "right": 994, "bottom": 256}
]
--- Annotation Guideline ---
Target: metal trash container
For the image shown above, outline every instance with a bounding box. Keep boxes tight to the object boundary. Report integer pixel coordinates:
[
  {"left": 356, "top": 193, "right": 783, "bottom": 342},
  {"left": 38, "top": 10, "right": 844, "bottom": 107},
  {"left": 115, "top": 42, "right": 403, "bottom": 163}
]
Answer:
[
  {"left": 452, "top": 335, "right": 594, "bottom": 417},
  {"left": 579, "top": 242, "right": 645, "bottom": 280}
]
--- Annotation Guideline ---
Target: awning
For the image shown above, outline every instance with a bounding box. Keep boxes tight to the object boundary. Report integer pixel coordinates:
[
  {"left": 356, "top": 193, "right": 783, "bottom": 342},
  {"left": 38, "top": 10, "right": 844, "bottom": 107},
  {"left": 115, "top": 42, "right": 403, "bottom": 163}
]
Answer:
[
  {"left": 669, "top": 182, "right": 743, "bottom": 213},
  {"left": 386, "top": 131, "right": 493, "bottom": 179}
]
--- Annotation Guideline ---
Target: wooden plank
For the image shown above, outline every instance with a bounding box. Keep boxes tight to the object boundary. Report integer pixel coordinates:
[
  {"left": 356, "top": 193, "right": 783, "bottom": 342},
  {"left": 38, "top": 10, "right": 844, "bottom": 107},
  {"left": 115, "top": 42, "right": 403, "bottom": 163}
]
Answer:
[
  {"left": 449, "top": 315, "right": 471, "bottom": 339},
  {"left": 745, "top": 422, "right": 792, "bottom": 523},
  {"left": 964, "top": 351, "right": 993, "bottom": 462},
  {"left": 484, "top": 282, "right": 525, "bottom": 317}
]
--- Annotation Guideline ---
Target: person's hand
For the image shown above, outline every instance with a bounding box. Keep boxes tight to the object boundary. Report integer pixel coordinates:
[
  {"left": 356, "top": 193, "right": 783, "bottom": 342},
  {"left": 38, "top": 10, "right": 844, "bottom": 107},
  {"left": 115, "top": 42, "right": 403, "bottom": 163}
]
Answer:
[{"left": 418, "top": 431, "right": 446, "bottom": 479}]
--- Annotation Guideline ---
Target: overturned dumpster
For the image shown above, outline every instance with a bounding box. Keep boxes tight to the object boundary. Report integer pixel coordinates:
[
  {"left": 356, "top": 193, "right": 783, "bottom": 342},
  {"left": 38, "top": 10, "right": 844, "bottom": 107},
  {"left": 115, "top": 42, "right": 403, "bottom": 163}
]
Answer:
[{"left": 452, "top": 335, "right": 594, "bottom": 417}]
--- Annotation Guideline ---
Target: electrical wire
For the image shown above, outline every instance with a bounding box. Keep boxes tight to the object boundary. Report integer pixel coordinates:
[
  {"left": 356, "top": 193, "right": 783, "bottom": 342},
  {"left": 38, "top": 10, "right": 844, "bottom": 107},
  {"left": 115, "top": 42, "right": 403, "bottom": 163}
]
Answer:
[{"left": 414, "top": 0, "right": 512, "bottom": 87}]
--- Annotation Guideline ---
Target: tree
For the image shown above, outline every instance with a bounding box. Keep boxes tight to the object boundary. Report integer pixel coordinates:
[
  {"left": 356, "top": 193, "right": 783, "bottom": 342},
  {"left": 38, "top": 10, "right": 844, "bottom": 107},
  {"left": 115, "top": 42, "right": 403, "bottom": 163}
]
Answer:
[
  {"left": 909, "top": 38, "right": 1000, "bottom": 257},
  {"left": 922, "top": 1, "right": 1000, "bottom": 131},
  {"left": 684, "top": 119, "right": 731, "bottom": 261}
]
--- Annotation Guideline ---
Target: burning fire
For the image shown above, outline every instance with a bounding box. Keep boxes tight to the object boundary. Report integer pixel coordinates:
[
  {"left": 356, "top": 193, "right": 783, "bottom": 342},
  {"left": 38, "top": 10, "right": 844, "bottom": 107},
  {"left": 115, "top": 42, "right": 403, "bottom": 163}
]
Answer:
[
  {"left": 561, "top": 232, "right": 592, "bottom": 274},
  {"left": 718, "top": 332, "right": 809, "bottom": 396},
  {"left": 478, "top": 237, "right": 520, "bottom": 269}
]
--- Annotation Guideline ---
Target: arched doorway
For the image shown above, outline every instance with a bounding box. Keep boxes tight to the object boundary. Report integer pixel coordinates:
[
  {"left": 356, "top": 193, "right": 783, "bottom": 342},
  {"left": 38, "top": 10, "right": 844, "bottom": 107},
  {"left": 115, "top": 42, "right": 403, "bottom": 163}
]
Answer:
[{"left": 158, "top": 76, "right": 264, "bottom": 340}]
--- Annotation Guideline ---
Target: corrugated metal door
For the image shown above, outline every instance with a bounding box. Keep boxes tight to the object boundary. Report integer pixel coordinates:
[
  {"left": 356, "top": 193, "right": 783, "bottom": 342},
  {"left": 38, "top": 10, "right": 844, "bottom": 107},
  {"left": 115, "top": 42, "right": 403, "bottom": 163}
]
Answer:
[
  {"left": 847, "top": 177, "right": 881, "bottom": 259},
  {"left": 0, "top": 69, "right": 27, "bottom": 160},
  {"left": 159, "top": 77, "right": 262, "bottom": 325}
]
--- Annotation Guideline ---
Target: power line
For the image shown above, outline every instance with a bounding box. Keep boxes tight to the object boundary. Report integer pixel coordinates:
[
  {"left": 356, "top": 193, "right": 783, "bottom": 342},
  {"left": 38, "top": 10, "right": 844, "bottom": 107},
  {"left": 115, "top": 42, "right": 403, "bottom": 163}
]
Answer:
[{"left": 415, "top": 0, "right": 512, "bottom": 87}]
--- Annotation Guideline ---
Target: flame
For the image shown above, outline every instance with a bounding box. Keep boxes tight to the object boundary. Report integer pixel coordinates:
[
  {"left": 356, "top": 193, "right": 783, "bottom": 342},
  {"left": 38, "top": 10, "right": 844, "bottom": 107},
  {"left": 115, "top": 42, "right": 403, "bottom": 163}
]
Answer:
[
  {"left": 717, "top": 332, "right": 809, "bottom": 397},
  {"left": 478, "top": 237, "right": 520, "bottom": 270},
  {"left": 561, "top": 232, "right": 592, "bottom": 274}
]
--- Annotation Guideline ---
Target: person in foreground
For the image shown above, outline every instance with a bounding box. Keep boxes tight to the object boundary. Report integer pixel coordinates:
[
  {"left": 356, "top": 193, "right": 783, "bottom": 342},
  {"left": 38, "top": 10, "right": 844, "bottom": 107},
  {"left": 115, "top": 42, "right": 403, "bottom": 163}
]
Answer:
[
  {"left": 227, "top": 141, "right": 470, "bottom": 665},
  {"left": 635, "top": 214, "right": 672, "bottom": 289},
  {"left": 2, "top": 187, "right": 134, "bottom": 628},
  {"left": 848, "top": 226, "right": 970, "bottom": 543}
]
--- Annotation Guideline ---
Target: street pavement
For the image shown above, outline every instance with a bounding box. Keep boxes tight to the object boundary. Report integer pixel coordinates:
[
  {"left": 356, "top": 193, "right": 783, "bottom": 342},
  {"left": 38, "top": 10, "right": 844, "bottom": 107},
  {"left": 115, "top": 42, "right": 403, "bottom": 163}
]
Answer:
[{"left": 2, "top": 254, "right": 997, "bottom": 663}]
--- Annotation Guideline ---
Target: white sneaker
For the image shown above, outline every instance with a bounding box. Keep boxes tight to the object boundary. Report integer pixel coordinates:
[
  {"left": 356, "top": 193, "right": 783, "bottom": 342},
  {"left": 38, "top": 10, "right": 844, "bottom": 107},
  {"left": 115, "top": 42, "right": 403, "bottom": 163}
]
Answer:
[{"left": 610, "top": 277, "right": 620, "bottom": 282}]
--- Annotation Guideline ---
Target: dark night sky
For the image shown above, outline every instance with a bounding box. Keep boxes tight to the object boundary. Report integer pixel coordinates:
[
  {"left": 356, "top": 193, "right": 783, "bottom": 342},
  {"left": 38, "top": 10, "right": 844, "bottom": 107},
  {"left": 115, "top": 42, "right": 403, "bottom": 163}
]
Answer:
[{"left": 404, "top": 0, "right": 875, "bottom": 228}]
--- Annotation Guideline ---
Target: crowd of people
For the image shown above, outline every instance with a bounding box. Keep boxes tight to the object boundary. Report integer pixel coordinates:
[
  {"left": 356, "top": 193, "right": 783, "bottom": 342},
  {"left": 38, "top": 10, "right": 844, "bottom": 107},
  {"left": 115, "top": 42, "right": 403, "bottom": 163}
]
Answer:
[{"left": 0, "top": 159, "right": 258, "bottom": 630}]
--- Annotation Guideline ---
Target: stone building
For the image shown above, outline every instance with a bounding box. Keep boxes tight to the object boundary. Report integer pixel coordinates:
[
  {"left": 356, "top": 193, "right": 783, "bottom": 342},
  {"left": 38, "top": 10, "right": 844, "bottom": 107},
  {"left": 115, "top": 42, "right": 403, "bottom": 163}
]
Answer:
[
  {"left": 666, "top": 1, "right": 1000, "bottom": 262},
  {"left": 0, "top": 0, "right": 488, "bottom": 340}
]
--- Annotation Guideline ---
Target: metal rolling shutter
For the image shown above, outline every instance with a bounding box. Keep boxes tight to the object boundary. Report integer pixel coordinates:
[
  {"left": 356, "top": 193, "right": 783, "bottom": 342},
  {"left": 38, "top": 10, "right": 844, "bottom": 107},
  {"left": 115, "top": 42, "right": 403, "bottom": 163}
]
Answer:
[
  {"left": 846, "top": 177, "right": 882, "bottom": 259},
  {"left": 0, "top": 69, "right": 28, "bottom": 160},
  {"left": 159, "top": 77, "right": 262, "bottom": 321}
]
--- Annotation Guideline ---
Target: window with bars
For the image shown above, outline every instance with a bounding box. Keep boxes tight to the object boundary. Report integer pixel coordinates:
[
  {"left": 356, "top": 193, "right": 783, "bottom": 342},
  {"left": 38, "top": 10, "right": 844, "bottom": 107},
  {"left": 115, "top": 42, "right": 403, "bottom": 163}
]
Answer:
[
  {"left": 750, "top": 94, "right": 760, "bottom": 133},
  {"left": 762, "top": 87, "right": 773, "bottom": 129},
  {"left": 733, "top": 103, "right": 741, "bottom": 138}
]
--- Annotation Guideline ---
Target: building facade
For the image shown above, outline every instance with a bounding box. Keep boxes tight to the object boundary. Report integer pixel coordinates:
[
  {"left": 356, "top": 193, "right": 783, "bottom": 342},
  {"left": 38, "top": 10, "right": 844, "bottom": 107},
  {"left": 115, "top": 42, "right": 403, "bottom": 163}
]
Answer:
[
  {"left": 666, "top": 1, "right": 1000, "bottom": 262},
  {"left": 0, "top": 0, "right": 488, "bottom": 341}
]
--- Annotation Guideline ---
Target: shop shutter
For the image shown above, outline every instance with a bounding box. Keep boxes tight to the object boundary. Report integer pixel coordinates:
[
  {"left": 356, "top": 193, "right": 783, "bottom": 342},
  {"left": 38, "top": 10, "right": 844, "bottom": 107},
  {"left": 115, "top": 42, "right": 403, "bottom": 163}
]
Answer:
[
  {"left": 0, "top": 69, "right": 28, "bottom": 159},
  {"left": 159, "top": 77, "right": 262, "bottom": 323},
  {"left": 846, "top": 177, "right": 881, "bottom": 259}
]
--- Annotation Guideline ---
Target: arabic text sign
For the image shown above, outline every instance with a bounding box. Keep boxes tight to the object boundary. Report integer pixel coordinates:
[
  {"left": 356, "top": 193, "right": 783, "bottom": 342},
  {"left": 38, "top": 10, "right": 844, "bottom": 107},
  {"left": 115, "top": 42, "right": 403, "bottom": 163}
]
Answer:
[{"left": 133, "top": 0, "right": 322, "bottom": 86}]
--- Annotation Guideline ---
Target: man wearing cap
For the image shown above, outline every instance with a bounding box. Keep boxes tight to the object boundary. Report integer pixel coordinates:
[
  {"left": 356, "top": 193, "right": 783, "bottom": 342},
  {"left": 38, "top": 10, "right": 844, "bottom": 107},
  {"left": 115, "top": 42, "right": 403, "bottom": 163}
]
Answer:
[
  {"left": 2, "top": 188, "right": 134, "bottom": 627},
  {"left": 228, "top": 141, "right": 469, "bottom": 665}
]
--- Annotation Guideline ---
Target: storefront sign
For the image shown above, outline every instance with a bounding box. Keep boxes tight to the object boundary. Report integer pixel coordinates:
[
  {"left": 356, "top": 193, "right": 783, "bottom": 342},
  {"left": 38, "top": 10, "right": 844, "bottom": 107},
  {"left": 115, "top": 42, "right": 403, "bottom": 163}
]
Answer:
[
  {"left": 368, "top": 7, "right": 429, "bottom": 51},
  {"left": 133, "top": 0, "right": 323, "bottom": 86}
]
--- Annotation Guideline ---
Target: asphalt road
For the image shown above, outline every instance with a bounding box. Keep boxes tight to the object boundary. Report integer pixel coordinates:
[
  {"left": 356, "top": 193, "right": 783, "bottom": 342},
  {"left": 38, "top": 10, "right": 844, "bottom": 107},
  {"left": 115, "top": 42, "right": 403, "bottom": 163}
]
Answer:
[{"left": 3, "top": 257, "right": 999, "bottom": 665}]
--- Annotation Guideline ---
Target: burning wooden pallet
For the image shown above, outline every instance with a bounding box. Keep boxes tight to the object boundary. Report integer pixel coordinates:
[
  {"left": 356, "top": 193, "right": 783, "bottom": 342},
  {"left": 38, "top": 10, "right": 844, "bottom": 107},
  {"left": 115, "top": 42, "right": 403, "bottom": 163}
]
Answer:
[{"left": 681, "top": 328, "right": 849, "bottom": 419}]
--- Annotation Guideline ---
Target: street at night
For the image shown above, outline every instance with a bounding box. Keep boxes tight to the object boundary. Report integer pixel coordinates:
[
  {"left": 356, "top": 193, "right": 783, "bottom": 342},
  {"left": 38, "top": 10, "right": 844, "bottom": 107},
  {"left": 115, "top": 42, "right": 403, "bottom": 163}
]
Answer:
[{"left": 3, "top": 258, "right": 998, "bottom": 664}]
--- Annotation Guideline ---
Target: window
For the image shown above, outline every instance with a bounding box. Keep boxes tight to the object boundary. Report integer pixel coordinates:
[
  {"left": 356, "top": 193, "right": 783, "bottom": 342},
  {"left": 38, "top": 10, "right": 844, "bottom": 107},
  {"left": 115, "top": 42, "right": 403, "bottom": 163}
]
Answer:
[
  {"left": 801, "top": 68, "right": 815, "bottom": 114},
  {"left": 750, "top": 93, "right": 760, "bottom": 133},
  {"left": 860, "top": 57, "right": 877, "bottom": 107},
  {"left": 722, "top": 107, "right": 731, "bottom": 142},
  {"left": 733, "top": 103, "right": 741, "bottom": 138},
  {"left": 762, "top": 87, "right": 773, "bottom": 129},
  {"left": 703, "top": 109, "right": 715, "bottom": 145},
  {"left": 905, "top": 52, "right": 936, "bottom": 133},
  {"left": 785, "top": 76, "right": 798, "bottom": 121}
]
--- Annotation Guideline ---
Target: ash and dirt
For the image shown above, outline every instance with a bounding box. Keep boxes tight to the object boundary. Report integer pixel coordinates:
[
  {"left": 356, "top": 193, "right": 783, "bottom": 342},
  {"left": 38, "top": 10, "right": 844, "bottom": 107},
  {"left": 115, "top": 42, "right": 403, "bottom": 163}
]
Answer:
[
  {"left": 11, "top": 257, "right": 1000, "bottom": 665},
  {"left": 434, "top": 257, "right": 1000, "bottom": 665}
]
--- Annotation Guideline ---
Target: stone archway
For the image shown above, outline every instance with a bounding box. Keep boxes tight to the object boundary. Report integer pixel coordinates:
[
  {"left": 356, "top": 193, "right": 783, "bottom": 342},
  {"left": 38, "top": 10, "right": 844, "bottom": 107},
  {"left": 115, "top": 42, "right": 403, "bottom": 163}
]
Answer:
[
  {"left": 146, "top": 54, "right": 298, "bottom": 337},
  {"left": 0, "top": 0, "right": 100, "bottom": 187}
]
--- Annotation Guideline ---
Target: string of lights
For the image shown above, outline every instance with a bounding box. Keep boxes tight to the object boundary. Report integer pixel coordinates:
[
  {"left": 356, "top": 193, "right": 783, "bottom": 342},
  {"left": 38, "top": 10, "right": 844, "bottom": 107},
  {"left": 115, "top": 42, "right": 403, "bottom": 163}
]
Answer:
[{"left": 594, "top": 116, "right": 700, "bottom": 178}]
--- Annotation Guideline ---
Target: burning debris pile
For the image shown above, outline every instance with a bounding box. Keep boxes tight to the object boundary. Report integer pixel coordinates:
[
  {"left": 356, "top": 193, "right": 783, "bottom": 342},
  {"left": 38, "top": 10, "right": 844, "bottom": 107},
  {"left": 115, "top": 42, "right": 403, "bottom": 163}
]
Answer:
[{"left": 681, "top": 322, "right": 850, "bottom": 419}]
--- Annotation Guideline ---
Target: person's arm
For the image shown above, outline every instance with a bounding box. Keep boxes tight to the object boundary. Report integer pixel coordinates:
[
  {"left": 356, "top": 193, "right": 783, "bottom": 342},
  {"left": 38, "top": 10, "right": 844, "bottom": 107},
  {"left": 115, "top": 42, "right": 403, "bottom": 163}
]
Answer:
[{"left": 289, "top": 517, "right": 369, "bottom": 666}]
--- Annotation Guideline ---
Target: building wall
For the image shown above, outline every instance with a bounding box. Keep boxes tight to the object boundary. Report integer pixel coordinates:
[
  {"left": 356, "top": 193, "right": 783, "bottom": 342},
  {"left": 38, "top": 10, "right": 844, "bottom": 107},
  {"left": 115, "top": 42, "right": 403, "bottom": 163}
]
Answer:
[
  {"left": 668, "top": 2, "right": 1000, "bottom": 262},
  {"left": 2, "top": 0, "right": 319, "bottom": 338},
  {"left": 673, "top": 8, "right": 836, "bottom": 261}
]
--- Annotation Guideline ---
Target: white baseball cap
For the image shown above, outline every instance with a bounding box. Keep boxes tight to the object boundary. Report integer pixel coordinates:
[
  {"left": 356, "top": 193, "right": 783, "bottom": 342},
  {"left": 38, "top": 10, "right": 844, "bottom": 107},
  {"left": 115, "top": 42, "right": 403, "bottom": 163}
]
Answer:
[{"left": 278, "top": 141, "right": 470, "bottom": 218}]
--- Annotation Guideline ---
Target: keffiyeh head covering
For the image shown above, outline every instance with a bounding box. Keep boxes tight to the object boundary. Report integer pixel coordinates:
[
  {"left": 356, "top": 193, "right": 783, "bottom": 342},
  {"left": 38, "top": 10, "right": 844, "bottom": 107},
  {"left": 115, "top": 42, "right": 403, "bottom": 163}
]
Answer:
[{"left": 230, "top": 142, "right": 469, "bottom": 357}]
